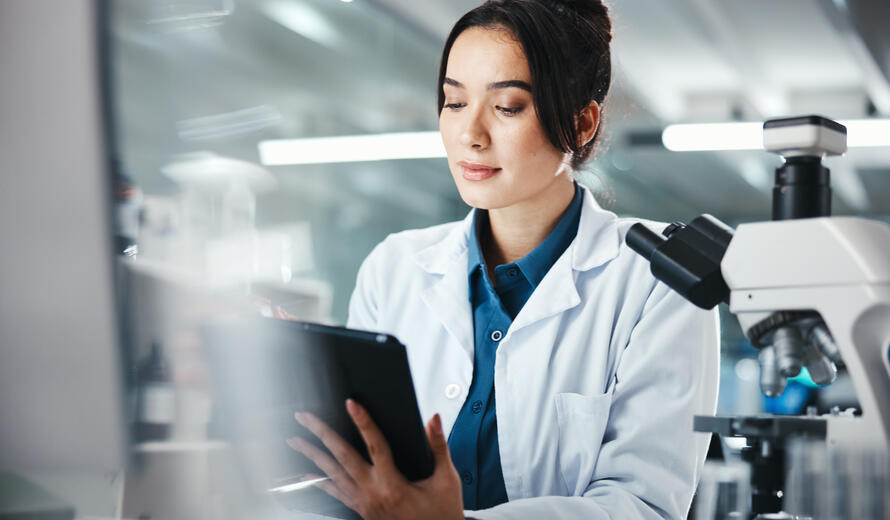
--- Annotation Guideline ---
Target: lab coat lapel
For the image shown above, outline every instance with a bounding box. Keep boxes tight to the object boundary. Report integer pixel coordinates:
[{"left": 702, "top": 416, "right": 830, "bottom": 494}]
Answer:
[
  {"left": 415, "top": 212, "right": 475, "bottom": 362},
  {"left": 509, "top": 187, "right": 621, "bottom": 336},
  {"left": 509, "top": 247, "right": 580, "bottom": 334}
]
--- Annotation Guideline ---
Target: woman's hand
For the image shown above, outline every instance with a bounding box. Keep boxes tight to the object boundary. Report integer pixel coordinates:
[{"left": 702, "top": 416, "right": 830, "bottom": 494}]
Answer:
[{"left": 288, "top": 399, "right": 465, "bottom": 520}]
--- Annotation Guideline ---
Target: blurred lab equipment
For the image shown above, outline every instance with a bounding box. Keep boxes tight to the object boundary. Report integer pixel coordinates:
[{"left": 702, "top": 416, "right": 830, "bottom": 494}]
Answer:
[
  {"left": 113, "top": 168, "right": 144, "bottom": 256},
  {"left": 627, "top": 115, "right": 890, "bottom": 517},
  {"left": 693, "top": 462, "right": 750, "bottom": 520},
  {"left": 134, "top": 342, "right": 176, "bottom": 442},
  {"left": 159, "top": 152, "right": 275, "bottom": 283},
  {"left": 784, "top": 439, "right": 890, "bottom": 520}
]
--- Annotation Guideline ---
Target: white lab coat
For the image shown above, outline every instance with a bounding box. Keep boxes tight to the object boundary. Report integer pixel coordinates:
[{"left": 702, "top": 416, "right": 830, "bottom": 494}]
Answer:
[{"left": 347, "top": 186, "right": 720, "bottom": 520}]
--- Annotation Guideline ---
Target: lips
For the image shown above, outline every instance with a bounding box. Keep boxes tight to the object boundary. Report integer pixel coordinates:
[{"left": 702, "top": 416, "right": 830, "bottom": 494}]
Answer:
[{"left": 458, "top": 161, "right": 501, "bottom": 181}]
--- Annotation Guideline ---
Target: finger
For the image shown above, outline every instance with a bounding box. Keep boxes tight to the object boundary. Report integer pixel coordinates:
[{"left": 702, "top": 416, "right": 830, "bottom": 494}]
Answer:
[
  {"left": 296, "top": 412, "right": 369, "bottom": 481},
  {"left": 274, "top": 305, "right": 298, "bottom": 321},
  {"left": 345, "top": 399, "right": 403, "bottom": 481},
  {"left": 286, "top": 436, "right": 359, "bottom": 496},
  {"left": 314, "top": 479, "right": 361, "bottom": 512},
  {"left": 425, "top": 414, "right": 453, "bottom": 470}
]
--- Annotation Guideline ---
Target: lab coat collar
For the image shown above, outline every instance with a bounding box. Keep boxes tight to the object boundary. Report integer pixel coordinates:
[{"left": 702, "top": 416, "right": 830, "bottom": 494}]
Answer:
[
  {"left": 414, "top": 211, "right": 474, "bottom": 275},
  {"left": 414, "top": 186, "right": 620, "bottom": 352},
  {"left": 571, "top": 185, "right": 622, "bottom": 271},
  {"left": 414, "top": 185, "right": 620, "bottom": 276}
]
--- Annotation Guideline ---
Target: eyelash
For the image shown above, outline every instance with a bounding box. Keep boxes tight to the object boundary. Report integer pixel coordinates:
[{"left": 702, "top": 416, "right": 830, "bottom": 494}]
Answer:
[{"left": 443, "top": 103, "right": 524, "bottom": 116}]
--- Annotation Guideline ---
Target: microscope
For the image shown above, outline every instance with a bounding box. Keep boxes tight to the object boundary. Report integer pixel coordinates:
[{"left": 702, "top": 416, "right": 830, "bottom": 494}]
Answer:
[{"left": 626, "top": 115, "right": 890, "bottom": 517}]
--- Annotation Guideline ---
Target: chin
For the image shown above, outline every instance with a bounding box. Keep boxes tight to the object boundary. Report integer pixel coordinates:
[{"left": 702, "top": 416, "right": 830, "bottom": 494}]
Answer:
[{"left": 454, "top": 180, "right": 512, "bottom": 210}]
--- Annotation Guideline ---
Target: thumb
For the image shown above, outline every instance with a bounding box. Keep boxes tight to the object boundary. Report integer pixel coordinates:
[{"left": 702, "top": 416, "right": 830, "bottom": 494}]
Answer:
[{"left": 426, "top": 413, "right": 451, "bottom": 469}]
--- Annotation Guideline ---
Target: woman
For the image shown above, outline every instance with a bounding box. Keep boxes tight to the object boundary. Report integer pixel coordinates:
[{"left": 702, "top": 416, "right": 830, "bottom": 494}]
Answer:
[{"left": 288, "top": 1, "right": 720, "bottom": 518}]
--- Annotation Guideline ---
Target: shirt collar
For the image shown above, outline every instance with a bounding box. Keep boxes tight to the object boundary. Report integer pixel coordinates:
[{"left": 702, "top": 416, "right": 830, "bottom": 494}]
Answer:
[
  {"left": 515, "top": 183, "right": 583, "bottom": 288},
  {"left": 413, "top": 184, "right": 620, "bottom": 276},
  {"left": 467, "top": 183, "right": 583, "bottom": 289},
  {"left": 467, "top": 209, "right": 488, "bottom": 277}
]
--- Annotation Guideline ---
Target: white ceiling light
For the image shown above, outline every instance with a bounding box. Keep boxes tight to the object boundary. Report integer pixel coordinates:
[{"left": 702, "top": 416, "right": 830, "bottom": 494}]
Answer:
[
  {"left": 663, "top": 119, "right": 890, "bottom": 152},
  {"left": 844, "top": 119, "right": 890, "bottom": 147},
  {"left": 258, "top": 131, "right": 446, "bottom": 165},
  {"left": 662, "top": 122, "right": 763, "bottom": 152}
]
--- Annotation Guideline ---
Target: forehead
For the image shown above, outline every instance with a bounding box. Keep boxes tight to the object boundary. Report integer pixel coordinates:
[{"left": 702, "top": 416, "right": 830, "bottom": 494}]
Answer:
[{"left": 445, "top": 26, "right": 530, "bottom": 83}]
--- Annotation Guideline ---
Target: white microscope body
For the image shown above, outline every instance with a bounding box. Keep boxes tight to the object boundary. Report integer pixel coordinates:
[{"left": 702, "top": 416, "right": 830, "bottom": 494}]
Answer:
[{"left": 724, "top": 217, "right": 890, "bottom": 449}]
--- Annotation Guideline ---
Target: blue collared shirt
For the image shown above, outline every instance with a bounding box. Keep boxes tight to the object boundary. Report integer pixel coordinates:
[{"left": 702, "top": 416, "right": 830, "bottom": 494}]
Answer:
[{"left": 448, "top": 183, "right": 584, "bottom": 510}]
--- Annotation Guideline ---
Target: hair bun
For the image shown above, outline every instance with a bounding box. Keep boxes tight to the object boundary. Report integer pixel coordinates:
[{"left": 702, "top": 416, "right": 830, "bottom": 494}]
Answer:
[{"left": 550, "top": 0, "right": 612, "bottom": 42}]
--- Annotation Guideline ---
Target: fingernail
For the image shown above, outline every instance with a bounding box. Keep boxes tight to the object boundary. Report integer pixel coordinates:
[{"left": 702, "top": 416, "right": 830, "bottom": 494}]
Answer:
[
  {"left": 345, "top": 399, "right": 360, "bottom": 417},
  {"left": 287, "top": 437, "right": 304, "bottom": 450},
  {"left": 433, "top": 414, "right": 443, "bottom": 436},
  {"left": 294, "top": 412, "right": 305, "bottom": 423}
]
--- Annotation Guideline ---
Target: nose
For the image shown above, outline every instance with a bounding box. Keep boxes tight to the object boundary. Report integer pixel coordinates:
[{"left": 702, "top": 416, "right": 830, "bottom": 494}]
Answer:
[{"left": 459, "top": 107, "right": 490, "bottom": 150}]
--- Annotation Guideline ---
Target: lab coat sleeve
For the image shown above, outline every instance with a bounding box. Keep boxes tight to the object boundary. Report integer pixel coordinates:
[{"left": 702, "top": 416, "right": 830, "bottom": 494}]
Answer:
[
  {"left": 346, "top": 241, "right": 383, "bottom": 331},
  {"left": 467, "top": 280, "right": 721, "bottom": 520}
]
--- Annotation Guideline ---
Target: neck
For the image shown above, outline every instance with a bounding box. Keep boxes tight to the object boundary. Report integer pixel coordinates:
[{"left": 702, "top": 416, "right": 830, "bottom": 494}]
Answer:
[{"left": 483, "top": 178, "right": 576, "bottom": 267}]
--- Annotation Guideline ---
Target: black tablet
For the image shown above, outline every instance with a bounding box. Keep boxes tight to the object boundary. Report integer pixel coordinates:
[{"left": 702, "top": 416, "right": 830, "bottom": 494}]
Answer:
[{"left": 203, "top": 317, "right": 435, "bottom": 492}]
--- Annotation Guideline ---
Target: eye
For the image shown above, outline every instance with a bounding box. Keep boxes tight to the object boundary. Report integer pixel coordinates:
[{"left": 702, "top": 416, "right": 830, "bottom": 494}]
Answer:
[
  {"left": 497, "top": 105, "right": 523, "bottom": 116},
  {"left": 444, "top": 102, "right": 466, "bottom": 111}
]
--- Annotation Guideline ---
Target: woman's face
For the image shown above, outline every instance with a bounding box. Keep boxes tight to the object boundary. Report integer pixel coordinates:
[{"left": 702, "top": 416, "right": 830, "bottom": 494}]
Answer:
[{"left": 439, "top": 26, "right": 569, "bottom": 210}]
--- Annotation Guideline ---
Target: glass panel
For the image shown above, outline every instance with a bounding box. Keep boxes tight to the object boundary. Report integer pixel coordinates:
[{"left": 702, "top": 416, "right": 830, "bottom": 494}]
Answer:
[{"left": 111, "top": 0, "right": 462, "bottom": 326}]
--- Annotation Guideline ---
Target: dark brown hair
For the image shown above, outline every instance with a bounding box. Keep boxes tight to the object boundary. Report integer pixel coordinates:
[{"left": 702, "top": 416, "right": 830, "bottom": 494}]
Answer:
[{"left": 437, "top": 0, "right": 612, "bottom": 170}]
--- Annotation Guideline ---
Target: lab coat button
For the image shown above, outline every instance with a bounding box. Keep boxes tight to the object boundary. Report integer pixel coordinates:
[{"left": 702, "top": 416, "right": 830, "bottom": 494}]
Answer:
[
  {"left": 490, "top": 330, "right": 503, "bottom": 341},
  {"left": 471, "top": 400, "right": 483, "bottom": 414},
  {"left": 445, "top": 383, "right": 461, "bottom": 399},
  {"left": 461, "top": 471, "right": 474, "bottom": 485}
]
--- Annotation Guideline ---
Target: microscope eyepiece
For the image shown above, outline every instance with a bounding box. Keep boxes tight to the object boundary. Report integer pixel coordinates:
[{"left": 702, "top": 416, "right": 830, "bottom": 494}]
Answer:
[
  {"left": 626, "top": 223, "right": 665, "bottom": 260},
  {"left": 625, "top": 217, "right": 732, "bottom": 310}
]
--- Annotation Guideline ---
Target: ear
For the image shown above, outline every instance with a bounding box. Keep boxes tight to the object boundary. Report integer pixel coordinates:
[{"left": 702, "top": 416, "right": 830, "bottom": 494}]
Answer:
[{"left": 576, "top": 100, "right": 601, "bottom": 148}]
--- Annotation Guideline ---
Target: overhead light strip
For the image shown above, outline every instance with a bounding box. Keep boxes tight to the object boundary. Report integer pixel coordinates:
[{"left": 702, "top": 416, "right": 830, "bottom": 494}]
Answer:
[
  {"left": 662, "top": 119, "right": 890, "bottom": 152},
  {"left": 258, "top": 131, "right": 446, "bottom": 165}
]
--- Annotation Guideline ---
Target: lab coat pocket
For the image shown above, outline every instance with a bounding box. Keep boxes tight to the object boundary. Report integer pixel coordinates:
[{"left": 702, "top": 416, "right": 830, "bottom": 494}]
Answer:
[{"left": 554, "top": 391, "right": 613, "bottom": 496}]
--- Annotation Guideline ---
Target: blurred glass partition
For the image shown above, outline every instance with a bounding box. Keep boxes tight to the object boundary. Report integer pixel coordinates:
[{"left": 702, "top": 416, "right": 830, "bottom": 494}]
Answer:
[
  {"left": 110, "top": 0, "right": 466, "bottom": 326},
  {"left": 107, "top": 1, "right": 465, "bottom": 517}
]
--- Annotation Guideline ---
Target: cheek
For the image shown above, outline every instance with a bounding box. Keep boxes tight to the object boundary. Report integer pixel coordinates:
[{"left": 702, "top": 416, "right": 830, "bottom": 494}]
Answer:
[
  {"left": 500, "top": 118, "right": 561, "bottom": 169},
  {"left": 438, "top": 116, "right": 459, "bottom": 155}
]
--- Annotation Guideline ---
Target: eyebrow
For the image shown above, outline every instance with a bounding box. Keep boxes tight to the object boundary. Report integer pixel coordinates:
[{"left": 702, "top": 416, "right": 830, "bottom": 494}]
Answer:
[{"left": 444, "top": 77, "right": 532, "bottom": 92}]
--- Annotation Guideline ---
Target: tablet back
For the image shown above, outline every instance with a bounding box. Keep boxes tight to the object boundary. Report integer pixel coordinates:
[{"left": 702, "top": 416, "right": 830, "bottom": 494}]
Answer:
[{"left": 203, "top": 317, "right": 435, "bottom": 490}]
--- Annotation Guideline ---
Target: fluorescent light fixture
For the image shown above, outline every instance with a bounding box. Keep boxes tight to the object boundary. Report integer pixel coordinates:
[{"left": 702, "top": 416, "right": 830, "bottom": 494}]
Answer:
[
  {"left": 261, "top": 0, "right": 342, "bottom": 50},
  {"left": 844, "top": 119, "right": 890, "bottom": 147},
  {"left": 662, "top": 119, "right": 890, "bottom": 152},
  {"left": 662, "top": 122, "right": 764, "bottom": 152},
  {"left": 258, "top": 131, "right": 446, "bottom": 165}
]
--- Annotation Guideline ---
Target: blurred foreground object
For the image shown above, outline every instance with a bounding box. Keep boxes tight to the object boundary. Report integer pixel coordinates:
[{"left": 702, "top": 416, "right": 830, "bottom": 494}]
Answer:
[{"left": 784, "top": 439, "right": 889, "bottom": 520}]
